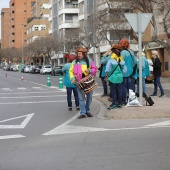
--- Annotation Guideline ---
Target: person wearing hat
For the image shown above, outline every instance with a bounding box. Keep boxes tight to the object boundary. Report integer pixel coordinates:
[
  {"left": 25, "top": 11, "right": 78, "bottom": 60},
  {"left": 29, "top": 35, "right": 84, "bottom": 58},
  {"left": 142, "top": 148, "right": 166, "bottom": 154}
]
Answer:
[
  {"left": 150, "top": 50, "right": 165, "bottom": 97},
  {"left": 105, "top": 44, "right": 127, "bottom": 109},
  {"left": 69, "top": 47, "right": 97, "bottom": 119},
  {"left": 119, "top": 38, "right": 137, "bottom": 105},
  {"left": 134, "top": 52, "right": 150, "bottom": 97},
  {"left": 62, "top": 55, "right": 80, "bottom": 111},
  {"left": 99, "top": 48, "right": 111, "bottom": 97}
]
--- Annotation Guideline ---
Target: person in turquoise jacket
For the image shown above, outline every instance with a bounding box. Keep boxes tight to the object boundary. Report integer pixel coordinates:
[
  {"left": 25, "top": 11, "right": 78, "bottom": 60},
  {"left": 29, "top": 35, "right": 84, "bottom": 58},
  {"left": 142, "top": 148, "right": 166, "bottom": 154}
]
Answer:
[
  {"left": 62, "top": 56, "right": 79, "bottom": 111},
  {"left": 134, "top": 52, "right": 150, "bottom": 96},
  {"left": 99, "top": 49, "right": 111, "bottom": 97},
  {"left": 105, "top": 44, "right": 127, "bottom": 109}
]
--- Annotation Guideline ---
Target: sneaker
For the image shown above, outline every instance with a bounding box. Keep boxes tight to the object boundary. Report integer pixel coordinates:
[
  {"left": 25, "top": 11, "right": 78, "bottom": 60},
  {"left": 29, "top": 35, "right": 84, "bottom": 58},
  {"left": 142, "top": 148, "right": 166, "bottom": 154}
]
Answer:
[
  {"left": 107, "top": 104, "right": 117, "bottom": 110},
  {"left": 68, "top": 107, "right": 72, "bottom": 111},
  {"left": 108, "top": 97, "right": 113, "bottom": 102},
  {"left": 76, "top": 106, "right": 80, "bottom": 111},
  {"left": 78, "top": 115, "right": 86, "bottom": 119},
  {"left": 86, "top": 113, "right": 93, "bottom": 117},
  {"left": 101, "top": 94, "right": 107, "bottom": 97},
  {"left": 150, "top": 93, "right": 157, "bottom": 96},
  {"left": 159, "top": 94, "right": 165, "bottom": 97},
  {"left": 122, "top": 101, "right": 127, "bottom": 106},
  {"left": 117, "top": 104, "right": 122, "bottom": 108}
]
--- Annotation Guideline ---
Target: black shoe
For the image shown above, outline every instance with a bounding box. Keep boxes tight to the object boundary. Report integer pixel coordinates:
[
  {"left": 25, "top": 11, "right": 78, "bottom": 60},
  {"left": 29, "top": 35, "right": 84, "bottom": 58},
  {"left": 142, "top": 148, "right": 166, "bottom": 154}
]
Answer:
[
  {"left": 78, "top": 115, "right": 86, "bottom": 119},
  {"left": 76, "top": 106, "right": 80, "bottom": 111},
  {"left": 159, "top": 94, "right": 165, "bottom": 97},
  {"left": 86, "top": 113, "right": 93, "bottom": 117},
  {"left": 150, "top": 93, "right": 157, "bottom": 96},
  {"left": 68, "top": 107, "right": 72, "bottom": 111},
  {"left": 101, "top": 94, "right": 107, "bottom": 97}
]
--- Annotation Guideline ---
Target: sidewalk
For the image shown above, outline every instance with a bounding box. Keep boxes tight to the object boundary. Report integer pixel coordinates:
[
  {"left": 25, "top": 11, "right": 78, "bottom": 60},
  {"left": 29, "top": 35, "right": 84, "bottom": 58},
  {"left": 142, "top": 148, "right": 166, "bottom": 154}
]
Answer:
[{"left": 95, "top": 77, "right": 170, "bottom": 120}]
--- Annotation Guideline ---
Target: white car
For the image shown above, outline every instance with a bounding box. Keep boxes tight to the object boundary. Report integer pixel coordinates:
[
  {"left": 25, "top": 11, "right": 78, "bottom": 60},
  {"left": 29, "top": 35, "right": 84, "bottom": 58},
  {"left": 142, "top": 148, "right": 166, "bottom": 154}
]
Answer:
[
  {"left": 24, "top": 65, "right": 31, "bottom": 73},
  {"left": 40, "top": 65, "right": 52, "bottom": 74}
]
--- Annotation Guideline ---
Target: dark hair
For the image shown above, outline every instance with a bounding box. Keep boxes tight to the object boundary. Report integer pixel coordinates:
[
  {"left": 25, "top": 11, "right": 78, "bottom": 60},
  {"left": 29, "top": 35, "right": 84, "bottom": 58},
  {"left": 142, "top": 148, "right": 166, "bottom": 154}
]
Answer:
[
  {"left": 111, "top": 48, "right": 120, "bottom": 56},
  {"left": 76, "top": 53, "right": 89, "bottom": 68}
]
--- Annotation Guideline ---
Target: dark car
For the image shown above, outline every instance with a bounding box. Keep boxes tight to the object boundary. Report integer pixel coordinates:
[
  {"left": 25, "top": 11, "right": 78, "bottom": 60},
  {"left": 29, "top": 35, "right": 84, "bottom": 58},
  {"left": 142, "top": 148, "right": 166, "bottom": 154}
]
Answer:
[
  {"left": 31, "top": 65, "right": 42, "bottom": 74},
  {"left": 51, "top": 66, "right": 63, "bottom": 76}
]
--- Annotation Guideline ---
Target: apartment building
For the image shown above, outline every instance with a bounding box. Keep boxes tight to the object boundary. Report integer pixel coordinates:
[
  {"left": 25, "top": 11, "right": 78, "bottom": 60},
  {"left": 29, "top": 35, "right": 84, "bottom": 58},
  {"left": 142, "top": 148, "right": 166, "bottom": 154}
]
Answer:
[
  {"left": 1, "top": 8, "right": 10, "bottom": 49},
  {"left": 51, "top": 0, "right": 79, "bottom": 65}
]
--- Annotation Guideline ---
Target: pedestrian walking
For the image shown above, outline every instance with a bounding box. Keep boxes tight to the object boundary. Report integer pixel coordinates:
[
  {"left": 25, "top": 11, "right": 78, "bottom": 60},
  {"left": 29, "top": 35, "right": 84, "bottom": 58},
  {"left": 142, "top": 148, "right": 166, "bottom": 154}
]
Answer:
[
  {"left": 105, "top": 44, "right": 127, "bottom": 109},
  {"left": 69, "top": 47, "right": 97, "bottom": 119},
  {"left": 119, "top": 38, "right": 137, "bottom": 105},
  {"left": 150, "top": 50, "right": 165, "bottom": 97},
  {"left": 62, "top": 55, "right": 80, "bottom": 111}
]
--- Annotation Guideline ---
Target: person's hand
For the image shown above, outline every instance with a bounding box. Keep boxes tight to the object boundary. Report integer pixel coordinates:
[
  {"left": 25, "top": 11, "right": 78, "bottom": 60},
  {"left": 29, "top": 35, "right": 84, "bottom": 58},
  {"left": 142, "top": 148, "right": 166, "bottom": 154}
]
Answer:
[
  {"left": 71, "top": 78, "right": 76, "bottom": 84},
  {"left": 85, "top": 69, "right": 90, "bottom": 74}
]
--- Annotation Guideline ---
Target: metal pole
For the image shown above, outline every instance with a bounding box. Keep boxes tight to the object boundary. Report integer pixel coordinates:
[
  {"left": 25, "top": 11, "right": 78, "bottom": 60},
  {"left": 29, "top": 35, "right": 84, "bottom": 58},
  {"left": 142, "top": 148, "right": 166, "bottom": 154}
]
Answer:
[{"left": 138, "top": 13, "right": 143, "bottom": 105}]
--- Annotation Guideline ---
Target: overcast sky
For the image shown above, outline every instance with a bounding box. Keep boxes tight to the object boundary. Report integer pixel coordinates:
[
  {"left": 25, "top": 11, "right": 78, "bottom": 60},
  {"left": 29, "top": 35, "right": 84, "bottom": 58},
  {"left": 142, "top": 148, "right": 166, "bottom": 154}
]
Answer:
[{"left": 0, "top": 1, "right": 10, "bottom": 39}]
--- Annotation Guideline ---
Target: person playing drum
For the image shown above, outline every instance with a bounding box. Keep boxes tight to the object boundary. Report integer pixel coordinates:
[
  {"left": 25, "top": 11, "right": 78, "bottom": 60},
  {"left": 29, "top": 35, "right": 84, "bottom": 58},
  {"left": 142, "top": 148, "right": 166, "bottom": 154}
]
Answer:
[{"left": 69, "top": 47, "right": 97, "bottom": 119}]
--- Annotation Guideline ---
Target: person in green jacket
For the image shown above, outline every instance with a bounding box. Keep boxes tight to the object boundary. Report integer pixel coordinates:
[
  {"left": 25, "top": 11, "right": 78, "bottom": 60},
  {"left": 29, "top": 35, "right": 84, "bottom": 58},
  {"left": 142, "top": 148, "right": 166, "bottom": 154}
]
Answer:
[{"left": 105, "top": 44, "right": 127, "bottom": 110}]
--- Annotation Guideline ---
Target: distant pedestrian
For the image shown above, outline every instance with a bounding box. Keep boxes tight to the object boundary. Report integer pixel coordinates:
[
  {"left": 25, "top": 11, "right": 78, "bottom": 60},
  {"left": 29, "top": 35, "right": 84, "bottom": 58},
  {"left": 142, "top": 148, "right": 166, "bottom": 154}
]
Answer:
[
  {"left": 150, "top": 50, "right": 165, "bottom": 97},
  {"left": 119, "top": 38, "right": 137, "bottom": 105},
  {"left": 98, "top": 48, "right": 111, "bottom": 97},
  {"left": 62, "top": 55, "right": 80, "bottom": 111},
  {"left": 69, "top": 47, "right": 97, "bottom": 119},
  {"left": 134, "top": 52, "right": 150, "bottom": 96}
]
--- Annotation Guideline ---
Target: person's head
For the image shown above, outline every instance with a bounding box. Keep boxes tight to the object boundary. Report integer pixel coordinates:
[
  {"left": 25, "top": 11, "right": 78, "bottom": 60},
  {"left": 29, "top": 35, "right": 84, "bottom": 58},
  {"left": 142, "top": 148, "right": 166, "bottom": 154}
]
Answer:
[
  {"left": 119, "top": 38, "right": 130, "bottom": 50},
  {"left": 76, "top": 47, "right": 89, "bottom": 67},
  {"left": 151, "top": 50, "right": 159, "bottom": 59},
  {"left": 111, "top": 44, "right": 121, "bottom": 56}
]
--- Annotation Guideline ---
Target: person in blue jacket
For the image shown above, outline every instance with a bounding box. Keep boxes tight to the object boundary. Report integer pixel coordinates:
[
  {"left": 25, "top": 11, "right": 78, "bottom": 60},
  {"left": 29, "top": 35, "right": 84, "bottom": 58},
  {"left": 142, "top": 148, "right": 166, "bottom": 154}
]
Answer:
[
  {"left": 134, "top": 52, "right": 150, "bottom": 96},
  {"left": 62, "top": 56, "right": 79, "bottom": 111},
  {"left": 99, "top": 48, "right": 111, "bottom": 97},
  {"left": 119, "top": 38, "right": 137, "bottom": 105}
]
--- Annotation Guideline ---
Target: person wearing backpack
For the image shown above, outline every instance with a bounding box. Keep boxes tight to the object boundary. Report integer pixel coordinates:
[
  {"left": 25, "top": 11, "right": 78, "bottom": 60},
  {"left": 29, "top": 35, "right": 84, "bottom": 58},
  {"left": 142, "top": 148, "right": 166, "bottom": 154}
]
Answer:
[
  {"left": 119, "top": 38, "right": 137, "bottom": 105},
  {"left": 105, "top": 44, "right": 127, "bottom": 110}
]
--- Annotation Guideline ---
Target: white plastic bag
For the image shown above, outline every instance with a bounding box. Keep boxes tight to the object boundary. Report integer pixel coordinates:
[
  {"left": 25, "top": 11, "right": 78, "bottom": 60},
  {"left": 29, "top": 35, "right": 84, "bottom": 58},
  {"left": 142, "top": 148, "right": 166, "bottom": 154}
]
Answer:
[{"left": 126, "top": 89, "right": 140, "bottom": 107}]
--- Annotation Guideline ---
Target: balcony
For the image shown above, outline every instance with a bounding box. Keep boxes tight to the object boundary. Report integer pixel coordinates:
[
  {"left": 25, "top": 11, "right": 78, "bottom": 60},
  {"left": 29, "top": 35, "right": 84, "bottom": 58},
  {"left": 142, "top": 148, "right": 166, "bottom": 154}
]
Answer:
[{"left": 59, "top": 20, "right": 79, "bottom": 29}]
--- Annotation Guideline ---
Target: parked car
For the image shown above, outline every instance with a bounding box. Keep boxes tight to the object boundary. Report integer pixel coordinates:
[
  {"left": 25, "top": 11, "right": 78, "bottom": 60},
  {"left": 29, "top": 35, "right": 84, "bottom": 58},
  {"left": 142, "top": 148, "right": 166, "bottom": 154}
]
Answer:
[
  {"left": 24, "top": 65, "right": 31, "bottom": 73},
  {"left": 51, "top": 66, "right": 63, "bottom": 76},
  {"left": 31, "top": 65, "right": 42, "bottom": 74},
  {"left": 40, "top": 65, "right": 52, "bottom": 74},
  {"left": 146, "top": 59, "right": 154, "bottom": 83}
]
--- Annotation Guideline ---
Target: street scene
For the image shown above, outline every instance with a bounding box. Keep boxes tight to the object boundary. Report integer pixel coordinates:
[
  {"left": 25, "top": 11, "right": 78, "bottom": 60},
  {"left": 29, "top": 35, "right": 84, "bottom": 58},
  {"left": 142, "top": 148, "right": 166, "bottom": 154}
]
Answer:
[
  {"left": 1, "top": 0, "right": 170, "bottom": 170},
  {"left": 0, "top": 70, "right": 170, "bottom": 170}
]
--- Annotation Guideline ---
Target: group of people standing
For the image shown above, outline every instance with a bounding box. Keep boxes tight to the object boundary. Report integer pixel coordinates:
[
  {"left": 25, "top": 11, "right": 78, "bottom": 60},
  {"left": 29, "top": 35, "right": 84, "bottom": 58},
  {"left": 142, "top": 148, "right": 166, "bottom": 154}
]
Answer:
[
  {"left": 61, "top": 38, "right": 165, "bottom": 119},
  {"left": 99, "top": 38, "right": 165, "bottom": 109}
]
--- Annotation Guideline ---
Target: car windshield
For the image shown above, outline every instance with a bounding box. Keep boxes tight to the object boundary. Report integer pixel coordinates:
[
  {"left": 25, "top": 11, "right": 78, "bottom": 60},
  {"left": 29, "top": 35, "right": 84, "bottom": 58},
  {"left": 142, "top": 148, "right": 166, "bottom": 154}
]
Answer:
[{"left": 45, "top": 66, "right": 51, "bottom": 68}]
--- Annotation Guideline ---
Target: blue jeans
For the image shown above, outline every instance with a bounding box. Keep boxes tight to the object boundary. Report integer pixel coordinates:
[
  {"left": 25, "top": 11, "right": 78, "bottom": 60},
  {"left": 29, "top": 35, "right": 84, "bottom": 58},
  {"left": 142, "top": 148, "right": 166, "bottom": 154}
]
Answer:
[
  {"left": 111, "top": 83, "right": 122, "bottom": 105},
  {"left": 122, "top": 77, "right": 135, "bottom": 103},
  {"left": 153, "top": 77, "right": 164, "bottom": 95},
  {"left": 66, "top": 87, "right": 79, "bottom": 107},
  {"left": 136, "top": 78, "right": 146, "bottom": 93},
  {"left": 101, "top": 77, "right": 108, "bottom": 95},
  {"left": 76, "top": 86, "right": 93, "bottom": 115}
]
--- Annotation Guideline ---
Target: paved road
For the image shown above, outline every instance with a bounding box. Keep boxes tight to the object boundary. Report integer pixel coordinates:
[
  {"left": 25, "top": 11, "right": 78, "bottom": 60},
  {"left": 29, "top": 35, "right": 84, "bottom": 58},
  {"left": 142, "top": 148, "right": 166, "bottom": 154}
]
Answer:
[{"left": 0, "top": 70, "right": 170, "bottom": 170}]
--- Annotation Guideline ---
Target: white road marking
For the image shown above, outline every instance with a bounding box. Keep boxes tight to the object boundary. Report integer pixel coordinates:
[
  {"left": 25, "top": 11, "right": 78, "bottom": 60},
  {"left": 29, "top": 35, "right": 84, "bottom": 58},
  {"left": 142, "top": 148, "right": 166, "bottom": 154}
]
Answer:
[
  {"left": 0, "top": 91, "right": 64, "bottom": 95},
  {"left": 2, "top": 88, "right": 13, "bottom": 91},
  {"left": 0, "top": 100, "right": 67, "bottom": 105},
  {"left": 43, "top": 125, "right": 112, "bottom": 135},
  {"left": 0, "top": 134, "right": 25, "bottom": 140},
  {"left": 0, "top": 94, "right": 67, "bottom": 99},
  {"left": 0, "top": 113, "right": 34, "bottom": 129},
  {"left": 32, "top": 87, "right": 42, "bottom": 89},
  {"left": 146, "top": 120, "right": 170, "bottom": 127},
  {"left": 17, "top": 87, "right": 27, "bottom": 90}
]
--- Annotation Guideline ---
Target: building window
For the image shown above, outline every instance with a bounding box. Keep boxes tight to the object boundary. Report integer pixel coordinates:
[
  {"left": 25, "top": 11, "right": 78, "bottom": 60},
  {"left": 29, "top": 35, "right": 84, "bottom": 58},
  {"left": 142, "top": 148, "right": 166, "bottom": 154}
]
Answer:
[{"left": 34, "top": 27, "right": 39, "bottom": 30}]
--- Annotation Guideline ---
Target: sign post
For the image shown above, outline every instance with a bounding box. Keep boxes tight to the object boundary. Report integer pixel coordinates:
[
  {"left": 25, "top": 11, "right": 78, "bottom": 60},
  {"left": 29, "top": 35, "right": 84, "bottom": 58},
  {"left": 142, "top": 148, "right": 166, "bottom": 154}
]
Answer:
[{"left": 124, "top": 13, "right": 152, "bottom": 105}]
